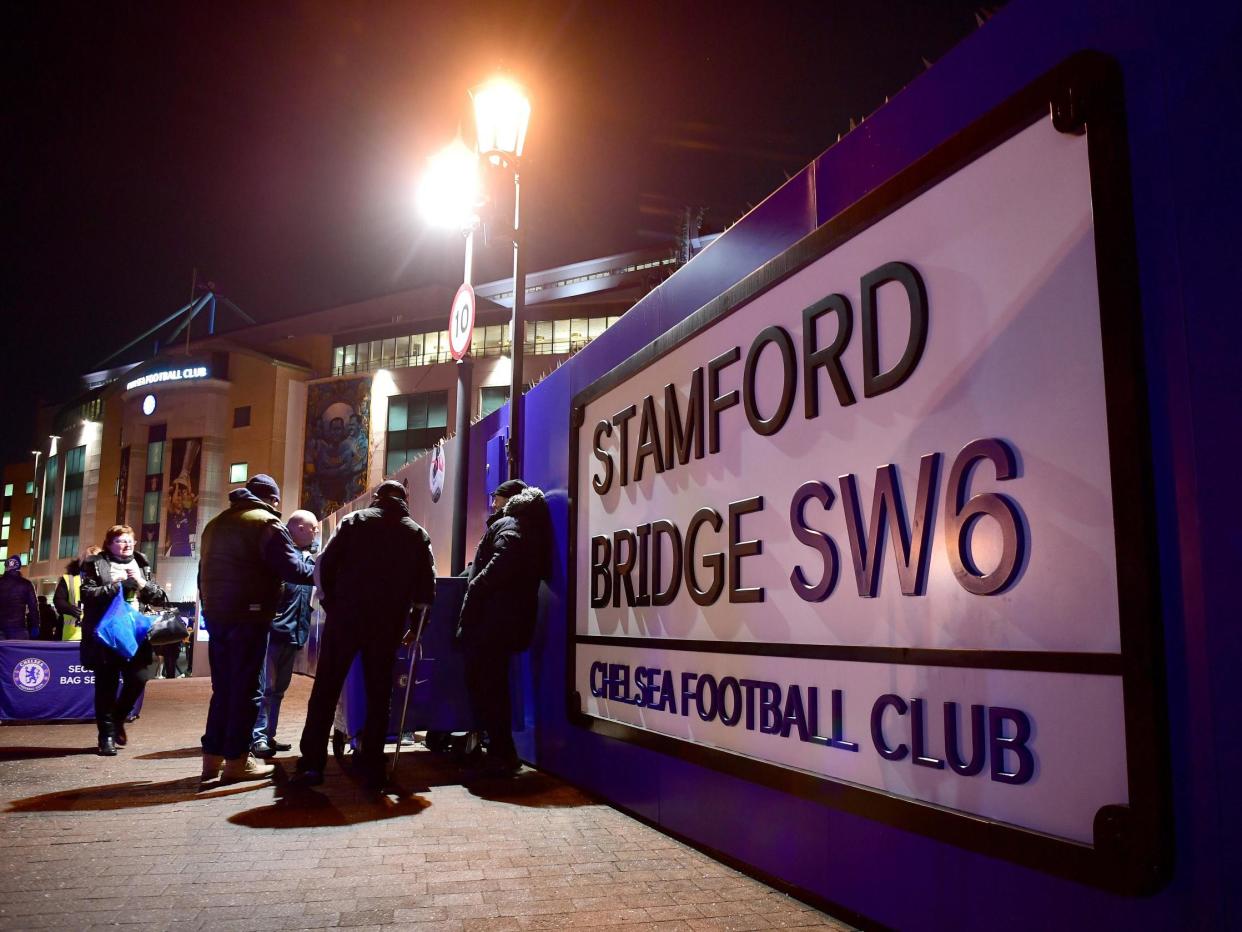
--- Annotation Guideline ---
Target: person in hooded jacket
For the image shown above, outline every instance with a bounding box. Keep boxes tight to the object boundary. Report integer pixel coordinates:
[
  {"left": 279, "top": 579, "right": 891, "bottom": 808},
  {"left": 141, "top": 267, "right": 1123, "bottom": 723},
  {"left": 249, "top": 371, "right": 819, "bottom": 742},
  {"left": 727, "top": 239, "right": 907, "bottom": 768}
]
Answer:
[
  {"left": 198, "top": 475, "right": 314, "bottom": 784},
  {"left": 294, "top": 480, "right": 435, "bottom": 790},
  {"left": 456, "top": 479, "right": 552, "bottom": 777},
  {"left": 0, "top": 556, "right": 39, "bottom": 640},
  {"left": 80, "top": 525, "right": 169, "bottom": 755}
]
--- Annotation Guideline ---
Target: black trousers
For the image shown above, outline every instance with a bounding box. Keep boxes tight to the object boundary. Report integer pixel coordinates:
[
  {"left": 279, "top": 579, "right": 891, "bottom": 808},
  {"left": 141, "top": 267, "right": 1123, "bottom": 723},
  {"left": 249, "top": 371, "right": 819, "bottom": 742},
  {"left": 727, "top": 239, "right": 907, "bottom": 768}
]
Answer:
[
  {"left": 464, "top": 645, "right": 517, "bottom": 763},
  {"left": 299, "top": 613, "right": 402, "bottom": 780},
  {"left": 94, "top": 660, "right": 151, "bottom": 739}
]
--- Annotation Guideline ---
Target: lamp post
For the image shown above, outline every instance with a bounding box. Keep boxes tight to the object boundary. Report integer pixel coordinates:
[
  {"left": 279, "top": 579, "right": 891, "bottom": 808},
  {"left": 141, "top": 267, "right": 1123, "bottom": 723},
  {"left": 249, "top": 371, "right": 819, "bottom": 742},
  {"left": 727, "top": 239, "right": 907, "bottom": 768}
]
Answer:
[{"left": 471, "top": 77, "right": 531, "bottom": 482}]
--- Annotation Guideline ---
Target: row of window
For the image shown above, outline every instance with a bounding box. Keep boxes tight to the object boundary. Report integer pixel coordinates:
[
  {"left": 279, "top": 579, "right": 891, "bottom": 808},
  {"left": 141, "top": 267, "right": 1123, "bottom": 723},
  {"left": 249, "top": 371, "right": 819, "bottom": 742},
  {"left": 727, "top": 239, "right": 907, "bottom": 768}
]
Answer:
[
  {"left": 330, "top": 316, "right": 621, "bottom": 377},
  {"left": 2, "top": 482, "right": 36, "bottom": 497}
]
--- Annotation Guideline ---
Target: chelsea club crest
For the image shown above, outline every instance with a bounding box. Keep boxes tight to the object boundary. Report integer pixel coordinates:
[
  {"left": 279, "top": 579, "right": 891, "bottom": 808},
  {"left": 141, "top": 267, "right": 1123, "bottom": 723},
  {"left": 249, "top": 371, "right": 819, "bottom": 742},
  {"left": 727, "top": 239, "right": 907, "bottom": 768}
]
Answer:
[{"left": 13, "top": 658, "right": 51, "bottom": 693}]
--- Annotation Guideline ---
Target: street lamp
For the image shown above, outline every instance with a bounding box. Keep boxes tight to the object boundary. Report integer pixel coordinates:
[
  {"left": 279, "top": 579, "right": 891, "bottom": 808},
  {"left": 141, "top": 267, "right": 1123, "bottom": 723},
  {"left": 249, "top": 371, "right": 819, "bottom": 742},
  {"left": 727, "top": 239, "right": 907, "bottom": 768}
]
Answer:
[{"left": 471, "top": 76, "right": 531, "bottom": 482}]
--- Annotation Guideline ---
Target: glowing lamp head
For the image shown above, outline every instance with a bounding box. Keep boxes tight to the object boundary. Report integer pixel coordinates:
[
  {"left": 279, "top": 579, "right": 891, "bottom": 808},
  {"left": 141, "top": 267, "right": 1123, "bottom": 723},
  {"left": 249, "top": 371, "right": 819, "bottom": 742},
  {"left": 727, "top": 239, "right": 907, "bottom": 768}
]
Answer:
[
  {"left": 471, "top": 77, "right": 530, "bottom": 162},
  {"left": 417, "top": 138, "right": 481, "bottom": 230}
]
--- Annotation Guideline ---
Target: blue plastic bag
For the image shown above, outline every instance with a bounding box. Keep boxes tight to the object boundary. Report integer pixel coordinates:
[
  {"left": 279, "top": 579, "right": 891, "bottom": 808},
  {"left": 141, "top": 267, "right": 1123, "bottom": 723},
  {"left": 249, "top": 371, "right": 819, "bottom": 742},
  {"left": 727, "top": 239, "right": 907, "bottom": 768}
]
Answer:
[{"left": 95, "top": 589, "right": 152, "bottom": 660}]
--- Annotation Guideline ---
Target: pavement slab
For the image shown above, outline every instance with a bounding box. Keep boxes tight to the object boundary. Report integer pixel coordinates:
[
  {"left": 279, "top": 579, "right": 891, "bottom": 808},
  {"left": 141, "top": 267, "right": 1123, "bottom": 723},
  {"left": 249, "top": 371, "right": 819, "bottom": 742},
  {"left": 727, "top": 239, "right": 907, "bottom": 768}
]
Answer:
[{"left": 0, "top": 676, "right": 852, "bottom": 931}]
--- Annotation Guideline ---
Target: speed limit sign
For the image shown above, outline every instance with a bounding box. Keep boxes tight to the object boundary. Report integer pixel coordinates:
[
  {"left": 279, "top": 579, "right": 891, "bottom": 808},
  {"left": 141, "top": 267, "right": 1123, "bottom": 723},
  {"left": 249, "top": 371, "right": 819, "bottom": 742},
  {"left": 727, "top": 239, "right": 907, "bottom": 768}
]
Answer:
[{"left": 448, "top": 283, "right": 476, "bottom": 360}]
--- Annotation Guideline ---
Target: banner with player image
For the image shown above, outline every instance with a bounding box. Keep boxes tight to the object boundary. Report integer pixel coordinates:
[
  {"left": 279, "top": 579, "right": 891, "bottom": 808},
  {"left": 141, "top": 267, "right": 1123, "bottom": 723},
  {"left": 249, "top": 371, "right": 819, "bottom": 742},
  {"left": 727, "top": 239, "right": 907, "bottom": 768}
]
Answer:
[
  {"left": 164, "top": 438, "right": 201, "bottom": 557},
  {"left": 301, "top": 377, "right": 371, "bottom": 518}
]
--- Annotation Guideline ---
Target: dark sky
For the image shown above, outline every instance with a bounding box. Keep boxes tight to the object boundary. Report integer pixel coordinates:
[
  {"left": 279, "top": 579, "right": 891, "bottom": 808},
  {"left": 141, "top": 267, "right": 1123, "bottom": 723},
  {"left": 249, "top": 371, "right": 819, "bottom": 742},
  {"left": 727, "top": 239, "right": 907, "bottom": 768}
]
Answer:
[{"left": 4, "top": 1, "right": 994, "bottom": 463}]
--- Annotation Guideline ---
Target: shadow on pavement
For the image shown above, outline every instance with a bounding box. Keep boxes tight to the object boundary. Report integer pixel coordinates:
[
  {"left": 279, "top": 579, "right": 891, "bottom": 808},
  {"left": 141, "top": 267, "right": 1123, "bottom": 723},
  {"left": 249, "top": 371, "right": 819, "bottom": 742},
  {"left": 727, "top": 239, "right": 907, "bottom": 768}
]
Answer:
[
  {"left": 465, "top": 770, "right": 596, "bottom": 808},
  {"left": 0, "top": 746, "right": 99, "bottom": 761},
  {"left": 229, "top": 780, "right": 431, "bottom": 828},
  {"left": 134, "top": 746, "right": 203, "bottom": 760},
  {"left": 7, "top": 777, "right": 271, "bottom": 811}
]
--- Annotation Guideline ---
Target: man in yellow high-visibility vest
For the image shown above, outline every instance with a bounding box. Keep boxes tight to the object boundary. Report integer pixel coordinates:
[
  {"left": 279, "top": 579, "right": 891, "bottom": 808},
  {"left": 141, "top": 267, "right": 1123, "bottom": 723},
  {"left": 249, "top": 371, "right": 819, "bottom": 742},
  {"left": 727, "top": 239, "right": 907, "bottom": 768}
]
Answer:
[{"left": 53, "top": 550, "right": 96, "bottom": 641}]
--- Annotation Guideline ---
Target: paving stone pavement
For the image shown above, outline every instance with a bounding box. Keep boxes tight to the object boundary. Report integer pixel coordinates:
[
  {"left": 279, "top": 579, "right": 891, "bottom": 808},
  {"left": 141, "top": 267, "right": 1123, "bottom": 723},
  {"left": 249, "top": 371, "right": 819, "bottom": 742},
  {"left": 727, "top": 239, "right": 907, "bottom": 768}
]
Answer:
[{"left": 0, "top": 676, "right": 852, "bottom": 931}]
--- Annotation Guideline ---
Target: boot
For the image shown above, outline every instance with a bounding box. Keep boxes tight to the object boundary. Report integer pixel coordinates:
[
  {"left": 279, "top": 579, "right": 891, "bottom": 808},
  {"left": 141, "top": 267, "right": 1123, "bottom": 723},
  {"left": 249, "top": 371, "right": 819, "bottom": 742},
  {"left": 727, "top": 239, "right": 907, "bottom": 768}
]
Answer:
[
  {"left": 220, "top": 753, "right": 275, "bottom": 784},
  {"left": 113, "top": 718, "right": 128, "bottom": 747},
  {"left": 200, "top": 753, "right": 224, "bottom": 783},
  {"left": 98, "top": 736, "right": 117, "bottom": 756}
]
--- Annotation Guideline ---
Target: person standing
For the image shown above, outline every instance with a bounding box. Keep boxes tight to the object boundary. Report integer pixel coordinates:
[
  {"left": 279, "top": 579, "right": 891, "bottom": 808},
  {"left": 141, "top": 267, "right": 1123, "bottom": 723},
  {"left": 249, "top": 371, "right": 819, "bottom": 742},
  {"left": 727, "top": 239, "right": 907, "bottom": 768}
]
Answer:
[
  {"left": 198, "top": 475, "right": 313, "bottom": 784},
  {"left": 53, "top": 548, "right": 97, "bottom": 642},
  {"left": 251, "top": 509, "right": 318, "bottom": 758},
  {"left": 79, "top": 526, "right": 168, "bottom": 755},
  {"left": 37, "top": 596, "right": 60, "bottom": 641},
  {"left": 0, "top": 556, "right": 39, "bottom": 640},
  {"left": 294, "top": 480, "right": 435, "bottom": 790},
  {"left": 456, "top": 479, "right": 552, "bottom": 777}
]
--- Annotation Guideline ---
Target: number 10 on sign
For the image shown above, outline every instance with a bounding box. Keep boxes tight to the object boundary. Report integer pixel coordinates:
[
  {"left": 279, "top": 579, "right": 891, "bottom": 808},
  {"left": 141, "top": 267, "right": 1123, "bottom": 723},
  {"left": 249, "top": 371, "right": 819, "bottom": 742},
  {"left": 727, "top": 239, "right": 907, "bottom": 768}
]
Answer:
[{"left": 449, "top": 283, "right": 476, "bottom": 360}]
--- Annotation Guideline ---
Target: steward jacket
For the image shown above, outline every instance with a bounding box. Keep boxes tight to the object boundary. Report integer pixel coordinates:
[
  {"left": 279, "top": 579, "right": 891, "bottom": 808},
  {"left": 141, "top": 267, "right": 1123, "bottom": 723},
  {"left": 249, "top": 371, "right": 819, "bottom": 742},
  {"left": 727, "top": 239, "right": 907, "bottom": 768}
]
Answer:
[
  {"left": 458, "top": 485, "right": 551, "bottom": 652},
  {"left": 0, "top": 571, "right": 39, "bottom": 639},
  {"left": 79, "top": 551, "right": 167, "bottom": 668},
  {"left": 318, "top": 497, "right": 435, "bottom": 627},
  {"left": 198, "top": 488, "right": 314, "bottom": 624}
]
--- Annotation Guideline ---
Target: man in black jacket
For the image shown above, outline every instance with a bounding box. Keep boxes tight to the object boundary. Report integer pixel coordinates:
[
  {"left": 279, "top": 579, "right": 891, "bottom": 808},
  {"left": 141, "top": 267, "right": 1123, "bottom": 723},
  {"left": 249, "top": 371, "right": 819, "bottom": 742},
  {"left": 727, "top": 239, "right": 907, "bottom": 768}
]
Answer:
[
  {"left": 0, "top": 556, "right": 39, "bottom": 640},
  {"left": 251, "top": 509, "right": 318, "bottom": 758},
  {"left": 457, "top": 479, "right": 551, "bottom": 777},
  {"left": 198, "top": 475, "right": 314, "bottom": 784},
  {"left": 295, "top": 480, "right": 436, "bottom": 790}
]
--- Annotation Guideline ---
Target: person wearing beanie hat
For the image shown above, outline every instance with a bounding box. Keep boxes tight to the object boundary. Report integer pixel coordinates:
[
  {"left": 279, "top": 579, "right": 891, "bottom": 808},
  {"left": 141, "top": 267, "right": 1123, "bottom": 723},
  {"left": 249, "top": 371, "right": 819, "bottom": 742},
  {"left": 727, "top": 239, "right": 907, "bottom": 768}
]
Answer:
[
  {"left": 197, "top": 474, "right": 314, "bottom": 784},
  {"left": 0, "top": 555, "right": 40, "bottom": 640},
  {"left": 456, "top": 479, "right": 552, "bottom": 777},
  {"left": 294, "top": 476, "right": 436, "bottom": 791}
]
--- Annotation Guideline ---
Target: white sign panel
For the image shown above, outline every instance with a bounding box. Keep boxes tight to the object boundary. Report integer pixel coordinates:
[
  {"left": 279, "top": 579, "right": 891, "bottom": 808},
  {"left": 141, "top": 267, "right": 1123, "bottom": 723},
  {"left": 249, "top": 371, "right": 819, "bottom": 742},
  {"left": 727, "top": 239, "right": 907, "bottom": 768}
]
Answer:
[{"left": 570, "top": 71, "right": 1163, "bottom": 890}]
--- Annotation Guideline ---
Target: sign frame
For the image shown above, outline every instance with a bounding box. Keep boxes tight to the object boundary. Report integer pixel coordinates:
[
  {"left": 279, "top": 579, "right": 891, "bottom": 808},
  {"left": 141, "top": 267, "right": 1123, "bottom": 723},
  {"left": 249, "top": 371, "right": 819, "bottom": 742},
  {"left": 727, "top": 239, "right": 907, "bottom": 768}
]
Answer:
[
  {"left": 449, "top": 283, "right": 476, "bottom": 361},
  {"left": 565, "top": 53, "right": 1169, "bottom": 894}
]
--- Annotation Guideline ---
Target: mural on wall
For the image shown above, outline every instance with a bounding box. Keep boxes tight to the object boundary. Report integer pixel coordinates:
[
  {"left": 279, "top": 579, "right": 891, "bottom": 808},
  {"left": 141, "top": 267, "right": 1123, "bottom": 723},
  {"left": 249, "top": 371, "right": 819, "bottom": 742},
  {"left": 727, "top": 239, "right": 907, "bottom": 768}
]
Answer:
[
  {"left": 116, "top": 446, "right": 131, "bottom": 525},
  {"left": 141, "top": 471, "right": 162, "bottom": 557},
  {"left": 164, "top": 438, "right": 201, "bottom": 557},
  {"left": 301, "top": 378, "right": 371, "bottom": 517}
]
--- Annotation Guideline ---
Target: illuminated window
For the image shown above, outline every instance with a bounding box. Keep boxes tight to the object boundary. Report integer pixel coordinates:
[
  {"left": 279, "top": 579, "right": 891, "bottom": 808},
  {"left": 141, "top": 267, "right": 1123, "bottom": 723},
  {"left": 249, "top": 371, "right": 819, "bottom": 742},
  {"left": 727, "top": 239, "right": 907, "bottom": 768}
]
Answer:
[
  {"left": 25, "top": 482, "right": 34, "bottom": 495},
  {"left": 479, "top": 386, "right": 509, "bottom": 419},
  {"left": 2, "top": 484, "right": 12, "bottom": 498},
  {"left": 230, "top": 463, "right": 248, "bottom": 484},
  {"left": 59, "top": 445, "right": 86, "bottom": 558},
  {"left": 385, "top": 391, "right": 448, "bottom": 474},
  {"left": 22, "top": 516, "right": 33, "bottom": 530}
]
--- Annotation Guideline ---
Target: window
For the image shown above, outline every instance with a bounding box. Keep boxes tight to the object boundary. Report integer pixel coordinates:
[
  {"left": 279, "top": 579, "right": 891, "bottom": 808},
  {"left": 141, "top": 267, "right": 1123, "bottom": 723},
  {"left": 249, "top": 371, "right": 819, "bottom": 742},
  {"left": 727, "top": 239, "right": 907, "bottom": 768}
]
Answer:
[
  {"left": 140, "top": 424, "right": 165, "bottom": 572},
  {"left": 19, "top": 553, "right": 28, "bottom": 566},
  {"left": 233, "top": 406, "right": 252, "bottom": 428},
  {"left": 385, "top": 391, "right": 448, "bottom": 474},
  {"left": 37, "top": 453, "right": 58, "bottom": 561},
  {"left": 479, "top": 386, "right": 509, "bottom": 419},
  {"left": 3, "top": 483, "right": 12, "bottom": 497},
  {"left": 22, "top": 516, "right": 32, "bottom": 531},
  {"left": 230, "top": 463, "right": 249, "bottom": 483},
  {"left": 25, "top": 481, "right": 34, "bottom": 495},
  {"left": 59, "top": 445, "right": 86, "bottom": 558},
  {"left": 0, "top": 546, "right": 6, "bottom": 561}
]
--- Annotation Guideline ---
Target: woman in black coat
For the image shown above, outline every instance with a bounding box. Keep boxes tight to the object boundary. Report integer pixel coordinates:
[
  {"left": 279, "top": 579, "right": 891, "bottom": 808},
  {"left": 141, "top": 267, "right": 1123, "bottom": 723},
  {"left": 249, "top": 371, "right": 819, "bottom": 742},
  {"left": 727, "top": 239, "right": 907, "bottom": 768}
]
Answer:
[{"left": 80, "top": 524, "right": 168, "bottom": 755}]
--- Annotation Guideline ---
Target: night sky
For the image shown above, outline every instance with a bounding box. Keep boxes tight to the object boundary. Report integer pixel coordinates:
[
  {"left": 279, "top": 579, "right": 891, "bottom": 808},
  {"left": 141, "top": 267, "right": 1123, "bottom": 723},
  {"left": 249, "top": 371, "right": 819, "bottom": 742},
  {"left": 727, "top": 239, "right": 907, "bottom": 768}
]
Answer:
[{"left": 5, "top": 1, "right": 995, "bottom": 463}]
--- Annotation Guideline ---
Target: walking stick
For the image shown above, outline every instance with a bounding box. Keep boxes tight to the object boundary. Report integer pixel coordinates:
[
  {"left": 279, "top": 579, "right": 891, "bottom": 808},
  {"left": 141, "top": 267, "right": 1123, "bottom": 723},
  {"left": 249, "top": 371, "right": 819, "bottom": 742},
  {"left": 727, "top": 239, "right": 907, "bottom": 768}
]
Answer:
[{"left": 389, "top": 604, "right": 431, "bottom": 782}]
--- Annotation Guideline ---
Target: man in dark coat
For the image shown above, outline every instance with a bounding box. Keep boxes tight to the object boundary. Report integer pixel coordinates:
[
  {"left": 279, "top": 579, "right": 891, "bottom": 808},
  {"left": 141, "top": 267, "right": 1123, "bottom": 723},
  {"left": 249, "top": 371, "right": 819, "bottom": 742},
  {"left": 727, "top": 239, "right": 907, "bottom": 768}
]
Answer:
[
  {"left": 295, "top": 480, "right": 436, "bottom": 790},
  {"left": 251, "top": 509, "right": 319, "bottom": 758},
  {"left": 37, "top": 596, "right": 60, "bottom": 641},
  {"left": 456, "top": 479, "right": 551, "bottom": 777},
  {"left": 0, "top": 556, "right": 39, "bottom": 639},
  {"left": 198, "top": 475, "right": 314, "bottom": 784}
]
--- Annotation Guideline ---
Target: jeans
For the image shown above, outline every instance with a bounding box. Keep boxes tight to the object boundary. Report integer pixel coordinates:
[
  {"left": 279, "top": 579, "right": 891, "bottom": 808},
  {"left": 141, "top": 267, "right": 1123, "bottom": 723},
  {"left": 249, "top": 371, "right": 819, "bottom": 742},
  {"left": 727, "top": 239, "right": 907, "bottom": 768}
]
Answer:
[
  {"left": 201, "top": 621, "right": 269, "bottom": 759},
  {"left": 253, "top": 639, "right": 298, "bottom": 746},
  {"left": 299, "top": 612, "right": 402, "bottom": 781}
]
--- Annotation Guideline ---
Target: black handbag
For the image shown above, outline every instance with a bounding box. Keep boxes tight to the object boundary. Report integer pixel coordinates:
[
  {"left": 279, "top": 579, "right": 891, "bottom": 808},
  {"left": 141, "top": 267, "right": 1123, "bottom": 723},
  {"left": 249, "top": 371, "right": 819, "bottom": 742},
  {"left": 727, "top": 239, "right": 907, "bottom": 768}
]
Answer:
[{"left": 145, "top": 608, "right": 190, "bottom": 646}]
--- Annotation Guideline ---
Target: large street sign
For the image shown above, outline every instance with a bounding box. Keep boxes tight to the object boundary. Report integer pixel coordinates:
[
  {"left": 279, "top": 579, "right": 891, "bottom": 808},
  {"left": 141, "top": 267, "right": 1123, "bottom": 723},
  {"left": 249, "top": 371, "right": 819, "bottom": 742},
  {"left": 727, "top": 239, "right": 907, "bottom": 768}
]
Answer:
[{"left": 568, "top": 57, "right": 1166, "bottom": 892}]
